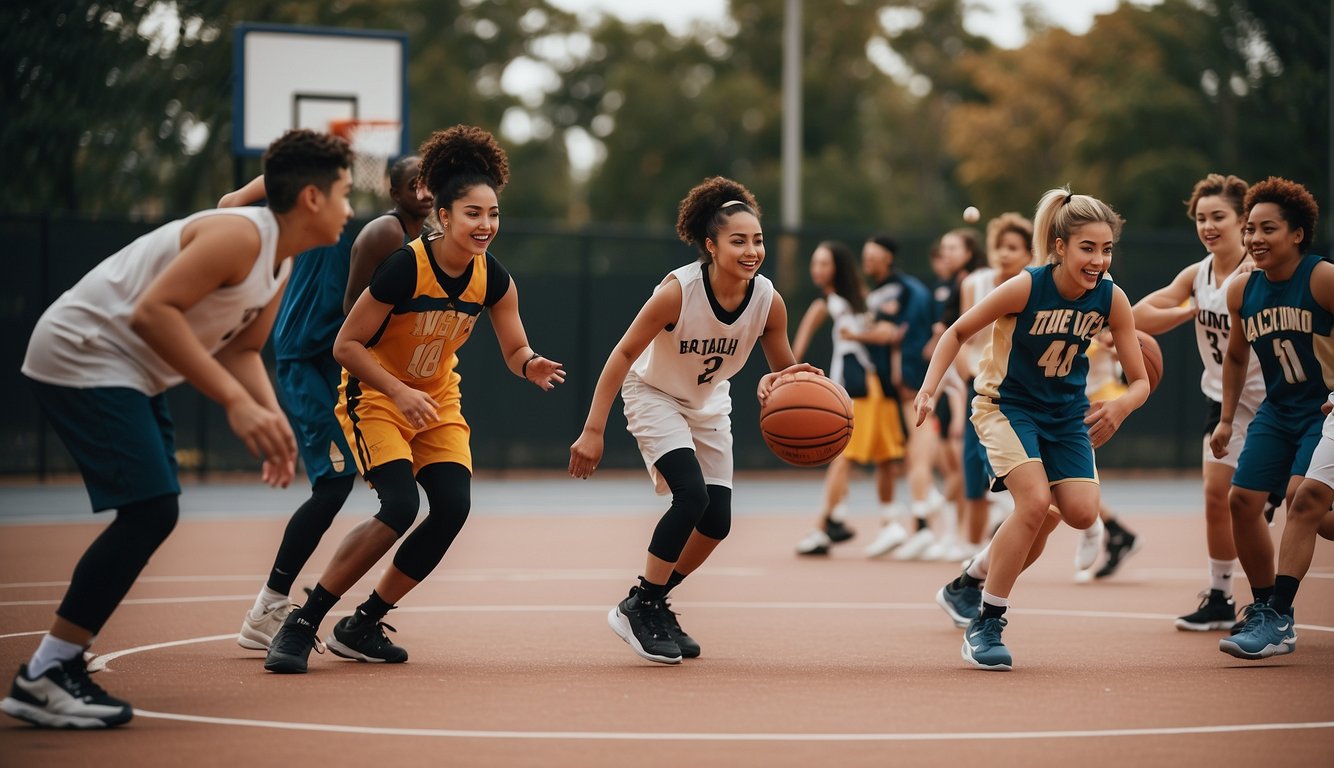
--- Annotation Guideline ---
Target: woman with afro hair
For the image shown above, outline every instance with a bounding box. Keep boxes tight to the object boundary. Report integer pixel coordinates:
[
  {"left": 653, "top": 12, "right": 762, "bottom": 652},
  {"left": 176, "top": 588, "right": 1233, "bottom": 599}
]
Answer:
[
  {"left": 261, "top": 125, "right": 565, "bottom": 674},
  {"left": 569, "top": 176, "right": 820, "bottom": 664}
]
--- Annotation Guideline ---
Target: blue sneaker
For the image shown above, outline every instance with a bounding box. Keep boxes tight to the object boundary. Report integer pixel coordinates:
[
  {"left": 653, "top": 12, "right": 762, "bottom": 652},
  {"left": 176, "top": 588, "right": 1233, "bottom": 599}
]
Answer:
[
  {"left": 1219, "top": 605, "right": 1295, "bottom": 660},
  {"left": 962, "top": 616, "right": 1012, "bottom": 671},
  {"left": 936, "top": 580, "right": 981, "bottom": 629}
]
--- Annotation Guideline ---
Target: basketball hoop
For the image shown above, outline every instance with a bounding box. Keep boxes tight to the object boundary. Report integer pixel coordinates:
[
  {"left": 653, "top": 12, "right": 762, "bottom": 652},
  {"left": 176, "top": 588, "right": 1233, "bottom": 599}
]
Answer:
[{"left": 330, "top": 119, "right": 401, "bottom": 198}]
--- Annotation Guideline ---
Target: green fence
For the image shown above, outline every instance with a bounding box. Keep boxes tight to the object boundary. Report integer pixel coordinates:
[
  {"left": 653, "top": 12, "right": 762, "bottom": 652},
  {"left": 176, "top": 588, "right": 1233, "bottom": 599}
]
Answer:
[{"left": 2, "top": 213, "right": 1222, "bottom": 478}]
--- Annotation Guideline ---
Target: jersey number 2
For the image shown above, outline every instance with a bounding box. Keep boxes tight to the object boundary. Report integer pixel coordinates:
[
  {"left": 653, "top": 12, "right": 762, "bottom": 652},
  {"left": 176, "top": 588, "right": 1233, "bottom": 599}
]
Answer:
[{"left": 698, "top": 355, "right": 723, "bottom": 385}]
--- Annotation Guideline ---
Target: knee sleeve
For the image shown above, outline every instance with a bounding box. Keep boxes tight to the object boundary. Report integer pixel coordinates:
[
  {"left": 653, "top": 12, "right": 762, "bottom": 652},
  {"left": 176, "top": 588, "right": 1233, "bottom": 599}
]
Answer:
[
  {"left": 697, "top": 485, "right": 732, "bottom": 541},
  {"left": 368, "top": 460, "right": 420, "bottom": 536},
  {"left": 58, "top": 494, "right": 179, "bottom": 633},
  {"left": 392, "top": 463, "right": 471, "bottom": 582},
  {"left": 648, "top": 449, "right": 710, "bottom": 562}
]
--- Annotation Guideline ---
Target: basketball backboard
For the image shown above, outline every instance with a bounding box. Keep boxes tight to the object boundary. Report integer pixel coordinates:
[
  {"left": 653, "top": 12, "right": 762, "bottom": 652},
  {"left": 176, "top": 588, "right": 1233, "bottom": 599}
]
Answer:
[{"left": 232, "top": 23, "right": 408, "bottom": 158}]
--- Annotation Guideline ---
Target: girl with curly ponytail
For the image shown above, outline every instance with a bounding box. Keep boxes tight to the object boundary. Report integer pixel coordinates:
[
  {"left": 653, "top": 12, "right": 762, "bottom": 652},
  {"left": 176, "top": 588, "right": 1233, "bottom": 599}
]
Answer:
[{"left": 569, "top": 176, "right": 821, "bottom": 664}]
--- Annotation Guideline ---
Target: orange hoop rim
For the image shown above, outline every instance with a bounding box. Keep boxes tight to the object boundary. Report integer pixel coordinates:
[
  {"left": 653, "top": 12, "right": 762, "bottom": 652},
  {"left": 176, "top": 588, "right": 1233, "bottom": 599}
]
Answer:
[{"left": 328, "top": 118, "right": 400, "bottom": 141}]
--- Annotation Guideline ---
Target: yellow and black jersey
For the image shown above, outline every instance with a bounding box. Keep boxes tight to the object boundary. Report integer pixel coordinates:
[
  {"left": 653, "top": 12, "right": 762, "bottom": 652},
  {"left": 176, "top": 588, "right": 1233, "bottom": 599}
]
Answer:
[{"left": 346, "top": 234, "right": 511, "bottom": 404}]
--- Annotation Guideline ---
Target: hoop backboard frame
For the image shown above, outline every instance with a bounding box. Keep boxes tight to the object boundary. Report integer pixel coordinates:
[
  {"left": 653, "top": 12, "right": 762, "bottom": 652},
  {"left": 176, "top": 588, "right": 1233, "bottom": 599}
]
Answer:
[{"left": 232, "top": 23, "right": 409, "bottom": 158}]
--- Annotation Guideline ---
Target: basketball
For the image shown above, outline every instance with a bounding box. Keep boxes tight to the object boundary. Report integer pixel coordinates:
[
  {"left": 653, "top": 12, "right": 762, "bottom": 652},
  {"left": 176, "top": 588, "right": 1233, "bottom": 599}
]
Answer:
[
  {"left": 759, "top": 372, "right": 854, "bottom": 467},
  {"left": 1137, "top": 330, "right": 1163, "bottom": 394}
]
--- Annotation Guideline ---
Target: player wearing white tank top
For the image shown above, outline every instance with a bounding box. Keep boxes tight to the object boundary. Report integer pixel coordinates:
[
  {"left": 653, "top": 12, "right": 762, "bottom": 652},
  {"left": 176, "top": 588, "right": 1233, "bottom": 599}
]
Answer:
[
  {"left": 3, "top": 130, "right": 352, "bottom": 730},
  {"left": 569, "top": 177, "right": 818, "bottom": 664},
  {"left": 1132, "top": 173, "right": 1265, "bottom": 631}
]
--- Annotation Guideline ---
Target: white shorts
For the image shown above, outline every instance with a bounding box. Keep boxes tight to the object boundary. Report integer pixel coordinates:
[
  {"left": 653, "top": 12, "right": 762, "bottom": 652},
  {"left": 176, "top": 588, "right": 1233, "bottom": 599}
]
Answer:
[
  {"left": 1305, "top": 434, "right": 1334, "bottom": 490},
  {"left": 622, "top": 377, "right": 733, "bottom": 495},
  {"left": 1203, "top": 398, "right": 1259, "bottom": 470}
]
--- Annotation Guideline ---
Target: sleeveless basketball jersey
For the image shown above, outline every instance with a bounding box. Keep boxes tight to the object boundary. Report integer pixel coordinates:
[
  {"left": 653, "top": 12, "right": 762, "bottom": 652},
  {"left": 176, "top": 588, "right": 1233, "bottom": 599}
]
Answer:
[
  {"left": 628, "top": 262, "right": 775, "bottom": 411},
  {"left": 274, "top": 212, "right": 410, "bottom": 361},
  {"left": 974, "top": 264, "right": 1114, "bottom": 412},
  {"left": 22, "top": 207, "right": 288, "bottom": 395},
  {"left": 1191, "top": 253, "right": 1266, "bottom": 409},
  {"left": 344, "top": 237, "right": 492, "bottom": 404},
  {"left": 825, "top": 292, "right": 872, "bottom": 391},
  {"left": 1238, "top": 253, "right": 1334, "bottom": 421}
]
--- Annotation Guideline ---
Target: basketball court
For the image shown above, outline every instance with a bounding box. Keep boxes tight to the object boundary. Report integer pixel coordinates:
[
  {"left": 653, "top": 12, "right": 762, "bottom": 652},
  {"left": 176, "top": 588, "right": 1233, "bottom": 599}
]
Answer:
[{"left": 2, "top": 473, "right": 1331, "bottom": 766}]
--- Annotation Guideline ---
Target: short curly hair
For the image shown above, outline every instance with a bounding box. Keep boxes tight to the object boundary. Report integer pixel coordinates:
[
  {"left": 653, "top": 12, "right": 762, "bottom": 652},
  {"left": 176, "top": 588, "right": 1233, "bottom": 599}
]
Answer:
[
  {"left": 261, "top": 129, "right": 352, "bottom": 213},
  {"left": 1245, "top": 176, "right": 1320, "bottom": 254},
  {"left": 417, "top": 125, "right": 509, "bottom": 211},
  {"left": 1185, "top": 173, "right": 1248, "bottom": 220},
  {"left": 675, "top": 176, "right": 761, "bottom": 260}
]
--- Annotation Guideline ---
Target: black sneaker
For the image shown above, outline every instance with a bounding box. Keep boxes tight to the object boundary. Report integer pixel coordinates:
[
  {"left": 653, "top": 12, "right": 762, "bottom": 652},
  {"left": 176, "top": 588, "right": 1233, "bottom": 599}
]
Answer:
[
  {"left": 661, "top": 597, "right": 701, "bottom": 658},
  {"left": 327, "top": 613, "right": 408, "bottom": 663},
  {"left": 1094, "top": 532, "right": 1141, "bottom": 579},
  {"left": 824, "top": 518, "right": 856, "bottom": 543},
  {"left": 1, "top": 657, "right": 132, "bottom": 729},
  {"left": 1175, "top": 589, "right": 1236, "bottom": 631},
  {"left": 607, "top": 586, "right": 682, "bottom": 664},
  {"left": 1263, "top": 495, "right": 1280, "bottom": 527},
  {"left": 264, "top": 612, "right": 324, "bottom": 673}
]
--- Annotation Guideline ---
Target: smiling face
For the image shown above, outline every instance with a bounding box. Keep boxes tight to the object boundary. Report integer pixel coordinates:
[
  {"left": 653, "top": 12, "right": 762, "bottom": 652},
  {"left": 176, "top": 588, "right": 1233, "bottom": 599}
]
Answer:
[
  {"left": 439, "top": 183, "right": 499, "bottom": 256},
  {"left": 1245, "top": 202, "right": 1303, "bottom": 273},
  {"left": 706, "top": 210, "right": 764, "bottom": 283},
  {"left": 1054, "top": 221, "right": 1114, "bottom": 293},
  {"left": 1194, "top": 194, "right": 1243, "bottom": 258}
]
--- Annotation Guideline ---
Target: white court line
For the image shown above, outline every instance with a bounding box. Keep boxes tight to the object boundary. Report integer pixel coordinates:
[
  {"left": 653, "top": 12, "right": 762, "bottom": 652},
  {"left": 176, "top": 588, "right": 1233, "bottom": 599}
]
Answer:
[
  {"left": 0, "top": 630, "right": 47, "bottom": 640},
  {"left": 130, "top": 709, "right": 1334, "bottom": 742}
]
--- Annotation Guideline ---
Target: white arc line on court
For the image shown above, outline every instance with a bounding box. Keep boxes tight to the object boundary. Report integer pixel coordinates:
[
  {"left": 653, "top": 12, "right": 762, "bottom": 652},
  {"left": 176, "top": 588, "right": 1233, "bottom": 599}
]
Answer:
[{"left": 129, "top": 710, "right": 1334, "bottom": 742}]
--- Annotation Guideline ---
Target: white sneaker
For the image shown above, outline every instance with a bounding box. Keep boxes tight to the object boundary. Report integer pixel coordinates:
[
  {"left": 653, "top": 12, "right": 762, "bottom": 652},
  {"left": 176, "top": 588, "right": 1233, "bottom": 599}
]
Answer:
[
  {"left": 864, "top": 521, "right": 910, "bottom": 558},
  {"left": 238, "top": 600, "right": 293, "bottom": 650},
  {"left": 921, "top": 534, "right": 957, "bottom": 561},
  {"left": 892, "top": 527, "right": 937, "bottom": 561},
  {"left": 796, "top": 529, "right": 833, "bottom": 556},
  {"left": 1074, "top": 518, "right": 1105, "bottom": 573}
]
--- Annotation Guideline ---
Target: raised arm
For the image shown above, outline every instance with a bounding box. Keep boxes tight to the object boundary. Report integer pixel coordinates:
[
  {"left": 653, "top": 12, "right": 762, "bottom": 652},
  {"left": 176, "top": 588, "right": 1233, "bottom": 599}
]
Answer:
[
  {"left": 1132, "top": 262, "right": 1199, "bottom": 335},
  {"left": 217, "top": 175, "right": 267, "bottom": 209}
]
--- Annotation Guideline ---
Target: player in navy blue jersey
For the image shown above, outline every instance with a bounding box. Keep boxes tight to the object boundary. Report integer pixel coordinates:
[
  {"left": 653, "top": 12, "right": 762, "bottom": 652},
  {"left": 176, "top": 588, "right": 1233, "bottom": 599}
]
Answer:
[
  {"left": 918, "top": 187, "right": 1150, "bottom": 670},
  {"left": 1209, "top": 177, "right": 1334, "bottom": 660}
]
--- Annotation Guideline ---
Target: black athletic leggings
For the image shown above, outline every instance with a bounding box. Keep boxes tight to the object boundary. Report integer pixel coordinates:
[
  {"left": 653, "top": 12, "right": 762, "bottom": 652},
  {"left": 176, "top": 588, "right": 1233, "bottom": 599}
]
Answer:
[
  {"left": 266, "top": 474, "right": 356, "bottom": 594},
  {"left": 57, "top": 493, "right": 179, "bottom": 634},
  {"left": 647, "top": 448, "right": 732, "bottom": 563},
  {"left": 366, "top": 459, "right": 472, "bottom": 583}
]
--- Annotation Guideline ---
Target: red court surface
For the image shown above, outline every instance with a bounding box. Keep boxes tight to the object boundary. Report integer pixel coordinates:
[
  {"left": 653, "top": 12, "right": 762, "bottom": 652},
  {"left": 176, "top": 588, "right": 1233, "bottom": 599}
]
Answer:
[{"left": 1, "top": 473, "right": 1331, "bottom": 766}]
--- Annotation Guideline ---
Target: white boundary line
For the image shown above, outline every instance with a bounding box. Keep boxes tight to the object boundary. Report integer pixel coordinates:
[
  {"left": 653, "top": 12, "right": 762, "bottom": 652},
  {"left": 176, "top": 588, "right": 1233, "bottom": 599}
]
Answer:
[{"left": 128, "top": 709, "right": 1334, "bottom": 741}]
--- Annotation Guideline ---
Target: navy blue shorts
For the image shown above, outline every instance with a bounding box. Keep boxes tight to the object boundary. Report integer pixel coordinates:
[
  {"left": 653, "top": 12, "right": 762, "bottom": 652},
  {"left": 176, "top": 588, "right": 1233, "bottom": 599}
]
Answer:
[
  {"left": 1233, "top": 404, "right": 1322, "bottom": 497},
  {"left": 276, "top": 355, "right": 356, "bottom": 485},
  {"left": 30, "top": 379, "right": 179, "bottom": 512}
]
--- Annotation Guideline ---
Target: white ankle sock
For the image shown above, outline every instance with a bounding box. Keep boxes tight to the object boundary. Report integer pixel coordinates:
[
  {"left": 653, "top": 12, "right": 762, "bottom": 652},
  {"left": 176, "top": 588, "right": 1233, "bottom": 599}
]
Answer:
[
  {"left": 829, "top": 502, "right": 848, "bottom": 522},
  {"left": 966, "top": 545, "right": 990, "bottom": 580},
  {"left": 981, "top": 591, "right": 1009, "bottom": 609},
  {"left": 28, "top": 634, "right": 84, "bottom": 678},
  {"left": 251, "top": 585, "right": 288, "bottom": 617},
  {"left": 1209, "top": 558, "right": 1235, "bottom": 596}
]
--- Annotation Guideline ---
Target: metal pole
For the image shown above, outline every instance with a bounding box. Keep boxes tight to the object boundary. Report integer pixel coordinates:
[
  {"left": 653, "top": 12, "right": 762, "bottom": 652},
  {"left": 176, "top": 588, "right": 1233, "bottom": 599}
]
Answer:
[{"left": 779, "top": 0, "right": 802, "bottom": 297}]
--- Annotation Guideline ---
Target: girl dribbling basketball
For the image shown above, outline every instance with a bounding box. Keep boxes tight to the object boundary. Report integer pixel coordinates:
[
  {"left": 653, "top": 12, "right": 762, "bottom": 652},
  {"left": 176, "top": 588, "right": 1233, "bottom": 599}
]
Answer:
[{"left": 568, "top": 176, "right": 818, "bottom": 664}]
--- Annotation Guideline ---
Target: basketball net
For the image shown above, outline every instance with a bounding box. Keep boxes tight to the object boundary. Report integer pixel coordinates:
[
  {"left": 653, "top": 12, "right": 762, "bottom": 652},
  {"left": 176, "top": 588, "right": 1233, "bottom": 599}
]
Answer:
[{"left": 329, "top": 119, "right": 400, "bottom": 199}]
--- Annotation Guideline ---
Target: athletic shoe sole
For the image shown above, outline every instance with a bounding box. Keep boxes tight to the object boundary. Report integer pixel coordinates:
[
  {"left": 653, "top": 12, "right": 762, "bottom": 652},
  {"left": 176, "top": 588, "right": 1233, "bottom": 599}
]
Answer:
[
  {"left": 237, "top": 621, "right": 273, "bottom": 650},
  {"left": 960, "top": 638, "right": 1011, "bottom": 671},
  {"left": 934, "top": 586, "right": 972, "bottom": 629},
  {"left": 325, "top": 636, "right": 406, "bottom": 663},
  {"left": 607, "top": 608, "right": 681, "bottom": 664},
  {"left": 1218, "top": 637, "right": 1296, "bottom": 660},
  {"left": 1174, "top": 618, "right": 1234, "bottom": 632},
  {"left": 1, "top": 697, "right": 132, "bottom": 729}
]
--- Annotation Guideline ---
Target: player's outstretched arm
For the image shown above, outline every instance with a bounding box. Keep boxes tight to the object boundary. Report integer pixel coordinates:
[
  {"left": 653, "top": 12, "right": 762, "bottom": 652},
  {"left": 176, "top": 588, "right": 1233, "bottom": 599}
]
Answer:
[
  {"left": 488, "top": 281, "right": 565, "bottom": 391},
  {"left": 1132, "top": 262, "right": 1198, "bottom": 335},
  {"left": 214, "top": 287, "right": 296, "bottom": 487}
]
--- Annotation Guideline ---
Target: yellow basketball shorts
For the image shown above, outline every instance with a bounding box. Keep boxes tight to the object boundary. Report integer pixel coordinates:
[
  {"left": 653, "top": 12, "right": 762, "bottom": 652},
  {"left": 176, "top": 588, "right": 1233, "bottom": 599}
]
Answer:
[
  {"left": 843, "top": 373, "right": 906, "bottom": 465},
  {"left": 337, "top": 385, "right": 472, "bottom": 476}
]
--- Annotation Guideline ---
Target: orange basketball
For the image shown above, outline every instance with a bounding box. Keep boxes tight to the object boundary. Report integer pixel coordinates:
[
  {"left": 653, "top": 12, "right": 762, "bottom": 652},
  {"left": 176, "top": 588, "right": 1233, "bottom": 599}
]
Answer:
[
  {"left": 1136, "top": 330, "right": 1163, "bottom": 394},
  {"left": 759, "top": 372, "right": 854, "bottom": 467}
]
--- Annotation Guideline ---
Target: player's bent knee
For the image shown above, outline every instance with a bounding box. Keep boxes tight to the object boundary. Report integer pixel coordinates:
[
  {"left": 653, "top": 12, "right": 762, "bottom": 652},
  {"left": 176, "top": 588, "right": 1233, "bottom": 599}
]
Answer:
[{"left": 697, "top": 485, "right": 732, "bottom": 540}]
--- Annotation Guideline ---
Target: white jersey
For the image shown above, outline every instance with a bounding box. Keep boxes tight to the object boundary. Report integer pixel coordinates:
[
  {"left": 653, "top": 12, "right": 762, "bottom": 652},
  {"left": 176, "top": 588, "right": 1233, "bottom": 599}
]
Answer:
[
  {"left": 825, "top": 292, "right": 872, "bottom": 390},
  {"left": 23, "top": 207, "right": 289, "bottom": 395},
  {"left": 627, "top": 262, "right": 775, "bottom": 412},
  {"left": 960, "top": 267, "right": 1001, "bottom": 377},
  {"left": 1191, "top": 253, "right": 1265, "bottom": 409}
]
